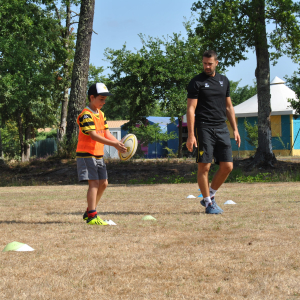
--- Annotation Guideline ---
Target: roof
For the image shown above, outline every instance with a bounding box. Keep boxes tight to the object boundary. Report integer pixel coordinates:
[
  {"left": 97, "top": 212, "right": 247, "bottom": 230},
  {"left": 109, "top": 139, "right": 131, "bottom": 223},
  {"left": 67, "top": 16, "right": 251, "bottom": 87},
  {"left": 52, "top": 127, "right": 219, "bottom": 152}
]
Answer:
[
  {"left": 107, "top": 120, "right": 129, "bottom": 129},
  {"left": 234, "top": 76, "right": 298, "bottom": 117}
]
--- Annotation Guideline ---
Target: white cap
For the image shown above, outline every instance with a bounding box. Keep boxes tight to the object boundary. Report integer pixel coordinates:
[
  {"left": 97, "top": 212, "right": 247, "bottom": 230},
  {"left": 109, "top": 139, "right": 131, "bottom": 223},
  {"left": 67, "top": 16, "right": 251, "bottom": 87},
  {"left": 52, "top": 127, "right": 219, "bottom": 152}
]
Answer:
[{"left": 88, "top": 83, "right": 113, "bottom": 96}]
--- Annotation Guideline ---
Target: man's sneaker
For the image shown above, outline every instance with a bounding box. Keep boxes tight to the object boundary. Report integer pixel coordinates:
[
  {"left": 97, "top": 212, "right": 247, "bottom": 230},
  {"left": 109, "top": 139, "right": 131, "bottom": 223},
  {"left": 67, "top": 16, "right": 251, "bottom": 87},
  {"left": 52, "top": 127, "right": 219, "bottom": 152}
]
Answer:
[
  {"left": 200, "top": 197, "right": 223, "bottom": 212},
  {"left": 86, "top": 215, "right": 108, "bottom": 225},
  {"left": 83, "top": 211, "right": 88, "bottom": 221},
  {"left": 205, "top": 201, "right": 223, "bottom": 214}
]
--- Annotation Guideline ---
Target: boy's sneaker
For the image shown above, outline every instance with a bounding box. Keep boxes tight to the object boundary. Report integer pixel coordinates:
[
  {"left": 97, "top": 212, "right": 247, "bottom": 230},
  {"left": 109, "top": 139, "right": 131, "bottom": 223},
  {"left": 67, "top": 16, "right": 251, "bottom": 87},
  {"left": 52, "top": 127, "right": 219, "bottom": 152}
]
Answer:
[
  {"left": 205, "top": 201, "right": 223, "bottom": 214},
  {"left": 200, "top": 197, "right": 223, "bottom": 212},
  {"left": 86, "top": 215, "right": 108, "bottom": 225},
  {"left": 83, "top": 211, "right": 88, "bottom": 221}
]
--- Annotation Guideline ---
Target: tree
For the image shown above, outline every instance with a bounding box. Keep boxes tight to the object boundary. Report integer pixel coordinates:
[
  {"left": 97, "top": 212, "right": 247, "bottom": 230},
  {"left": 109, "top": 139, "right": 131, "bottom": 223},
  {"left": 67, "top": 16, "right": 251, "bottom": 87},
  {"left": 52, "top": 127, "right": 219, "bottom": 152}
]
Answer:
[
  {"left": 54, "top": 0, "right": 79, "bottom": 142},
  {"left": 190, "top": 0, "right": 300, "bottom": 167},
  {"left": 65, "top": 0, "right": 95, "bottom": 142},
  {"left": 286, "top": 69, "right": 300, "bottom": 114},
  {"left": 105, "top": 33, "right": 203, "bottom": 157},
  {"left": 131, "top": 123, "right": 177, "bottom": 151},
  {"left": 154, "top": 33, "right": 202, "bottom": 157},
  {"left": 0, "top": 0, "right": 67, "bottom": 161},
  {"left": 230, "top": 80, "right": 257, "bottom": 106},
  {"left": 104, "top": 43, "right": 163, "bottom": 125}
]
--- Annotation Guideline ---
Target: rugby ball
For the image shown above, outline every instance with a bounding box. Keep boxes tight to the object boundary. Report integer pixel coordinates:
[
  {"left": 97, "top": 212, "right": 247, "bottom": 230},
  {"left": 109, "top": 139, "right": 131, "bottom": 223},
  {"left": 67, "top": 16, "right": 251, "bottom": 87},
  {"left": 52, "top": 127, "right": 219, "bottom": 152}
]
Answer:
[{"left": 118, "top": 134, "right": 138, "bottom": 161}]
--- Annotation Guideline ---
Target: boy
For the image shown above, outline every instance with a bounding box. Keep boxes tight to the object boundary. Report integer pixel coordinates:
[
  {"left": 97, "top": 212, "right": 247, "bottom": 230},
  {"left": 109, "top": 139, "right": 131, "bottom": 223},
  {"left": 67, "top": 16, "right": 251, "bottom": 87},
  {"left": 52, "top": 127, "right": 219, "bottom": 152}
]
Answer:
[{"left": 76, "top": 83, "right": 127, "bottom": 225}]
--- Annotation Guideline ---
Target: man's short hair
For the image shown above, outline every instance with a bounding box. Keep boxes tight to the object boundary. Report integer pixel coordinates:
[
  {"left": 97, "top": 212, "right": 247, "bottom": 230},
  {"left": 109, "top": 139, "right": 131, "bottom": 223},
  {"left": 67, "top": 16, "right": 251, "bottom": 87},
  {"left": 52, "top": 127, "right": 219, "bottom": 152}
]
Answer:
[{"left": 203, "top": 50, "right": 218, "bottom": 60}]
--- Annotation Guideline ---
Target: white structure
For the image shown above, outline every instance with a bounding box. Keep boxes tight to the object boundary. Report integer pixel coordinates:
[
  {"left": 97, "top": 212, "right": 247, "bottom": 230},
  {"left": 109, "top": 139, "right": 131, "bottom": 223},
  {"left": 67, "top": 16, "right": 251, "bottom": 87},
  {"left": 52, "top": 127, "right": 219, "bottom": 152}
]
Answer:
[
  {"left": 104, "top": 120, "right": 129, "bottom": 159},
  {"left": 234, "top": 76, "right": 297, "bottom": 117},
  {"left": 231, "top": 76, "right": 300, "bottom": 156}
]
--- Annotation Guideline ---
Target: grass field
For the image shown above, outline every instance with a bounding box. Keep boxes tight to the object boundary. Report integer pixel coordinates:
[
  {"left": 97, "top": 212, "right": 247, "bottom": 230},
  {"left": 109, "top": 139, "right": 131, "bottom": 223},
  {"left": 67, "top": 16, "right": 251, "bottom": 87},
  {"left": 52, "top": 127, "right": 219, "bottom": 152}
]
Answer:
[{"left": 1, "top": 182, "right": 300, "bottom": 299}]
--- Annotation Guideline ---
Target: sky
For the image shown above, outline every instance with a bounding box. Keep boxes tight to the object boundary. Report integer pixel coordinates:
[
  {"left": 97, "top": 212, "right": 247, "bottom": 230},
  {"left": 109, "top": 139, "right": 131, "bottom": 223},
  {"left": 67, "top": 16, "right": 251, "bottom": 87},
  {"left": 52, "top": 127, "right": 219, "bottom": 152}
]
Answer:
[{"left": 85, "top": 0, "right": 299, "bottom": 87}]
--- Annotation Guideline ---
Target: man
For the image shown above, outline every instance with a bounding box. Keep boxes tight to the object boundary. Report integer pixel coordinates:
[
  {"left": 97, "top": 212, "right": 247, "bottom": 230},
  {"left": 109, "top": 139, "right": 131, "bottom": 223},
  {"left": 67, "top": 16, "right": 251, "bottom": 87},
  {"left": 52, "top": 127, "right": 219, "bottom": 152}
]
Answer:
[{"left": 186, "top": 50, "right": 240, "bottom": 214}]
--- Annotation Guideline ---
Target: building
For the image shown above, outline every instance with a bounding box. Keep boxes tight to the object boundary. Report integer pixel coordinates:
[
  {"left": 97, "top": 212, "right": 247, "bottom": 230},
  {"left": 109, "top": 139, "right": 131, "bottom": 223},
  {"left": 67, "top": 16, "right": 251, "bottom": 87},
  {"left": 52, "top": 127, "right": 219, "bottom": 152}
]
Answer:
[
  {"left": 104, "top": 120, "right": 129, "bottom": 159},
  {"left": 231, "top": 76, "right": 300, "bottom": 156}
]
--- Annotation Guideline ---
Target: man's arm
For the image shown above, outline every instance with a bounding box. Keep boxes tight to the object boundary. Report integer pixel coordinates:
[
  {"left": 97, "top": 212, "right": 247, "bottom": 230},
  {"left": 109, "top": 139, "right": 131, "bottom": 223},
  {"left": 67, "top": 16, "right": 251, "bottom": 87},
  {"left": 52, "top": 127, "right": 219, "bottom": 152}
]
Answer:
[
  {"left": 226, "top": 96, "right": 241, "bottom": 147},
  {"left": 186, "top": 98, "right": 198, "bottom": 152}
]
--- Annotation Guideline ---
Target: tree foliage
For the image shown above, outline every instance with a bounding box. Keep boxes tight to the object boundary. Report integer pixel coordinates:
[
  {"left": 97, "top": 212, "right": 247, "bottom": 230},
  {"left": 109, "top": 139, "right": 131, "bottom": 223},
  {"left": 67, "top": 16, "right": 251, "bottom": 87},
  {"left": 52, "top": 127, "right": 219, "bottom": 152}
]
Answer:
[
  {"left": 0, "top": 0, "right": 67, "bottom": 161},
  {"left": 286, "top": 69, "right": 300, "bottom": 114},
  {"left": 0, "top": 121, "right": 20, "bottom": 160},
  {"left": 244, "top": 119, "right": 258, "bottom": 149},
  {"left": 105, "top": 33, "right": 203, "bottom": 157},
  {"left": 230, "top": 80, "right": 257, "bottom": 106},
  {"left": 190, "top": 0, "right": 300, "bottom": 167},
  {"left": 131, "top": 123, "right": 177, "bottom": 147},
  {"left": 54, "top": 0, "right": 79, "bottom": 142}
]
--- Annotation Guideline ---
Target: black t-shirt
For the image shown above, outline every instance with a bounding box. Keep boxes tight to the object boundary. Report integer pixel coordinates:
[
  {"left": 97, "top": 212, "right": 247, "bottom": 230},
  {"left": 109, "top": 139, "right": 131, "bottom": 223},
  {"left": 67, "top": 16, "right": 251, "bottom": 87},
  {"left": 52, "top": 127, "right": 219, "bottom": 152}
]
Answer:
[{"left": 187, "top": 72, "right": 230, "bottom": 128}]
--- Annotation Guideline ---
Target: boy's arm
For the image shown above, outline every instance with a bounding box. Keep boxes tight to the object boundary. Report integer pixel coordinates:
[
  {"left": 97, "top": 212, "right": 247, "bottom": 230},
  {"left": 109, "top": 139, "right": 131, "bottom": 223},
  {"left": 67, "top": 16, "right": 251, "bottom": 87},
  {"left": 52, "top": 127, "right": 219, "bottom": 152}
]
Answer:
[
  {"left": 104, "top": 129, "right": 119, "bottom": 142},
  {"left": 89, "top": 131, "right": 127, "bottom": 152}
]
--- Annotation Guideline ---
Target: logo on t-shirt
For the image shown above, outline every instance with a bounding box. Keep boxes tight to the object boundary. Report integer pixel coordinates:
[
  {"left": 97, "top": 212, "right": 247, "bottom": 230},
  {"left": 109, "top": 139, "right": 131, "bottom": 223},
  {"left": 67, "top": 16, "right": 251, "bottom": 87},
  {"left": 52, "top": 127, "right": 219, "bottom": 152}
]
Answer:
[
  {"left": 205, "top": 83, "right": 209, "bottom": 88},
  {"left": 219, "top": 81, "right": 223, "bottom": 87}
]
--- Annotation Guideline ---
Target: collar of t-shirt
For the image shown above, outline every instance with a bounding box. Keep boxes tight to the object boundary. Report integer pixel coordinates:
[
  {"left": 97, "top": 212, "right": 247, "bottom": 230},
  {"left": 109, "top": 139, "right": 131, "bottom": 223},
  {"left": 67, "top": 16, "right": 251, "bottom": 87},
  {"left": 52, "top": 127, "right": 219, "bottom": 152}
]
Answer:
[{"left": 86, "top": 106, "right": 98, "bottom": 115}]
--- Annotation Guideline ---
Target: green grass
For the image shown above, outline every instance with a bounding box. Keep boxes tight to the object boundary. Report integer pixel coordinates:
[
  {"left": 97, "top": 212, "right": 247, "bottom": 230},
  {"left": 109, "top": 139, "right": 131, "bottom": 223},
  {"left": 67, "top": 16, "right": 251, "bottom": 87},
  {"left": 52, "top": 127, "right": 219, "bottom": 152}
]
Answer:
[{"left": 128, "top": 165, "right": 300, "bottom": 185}]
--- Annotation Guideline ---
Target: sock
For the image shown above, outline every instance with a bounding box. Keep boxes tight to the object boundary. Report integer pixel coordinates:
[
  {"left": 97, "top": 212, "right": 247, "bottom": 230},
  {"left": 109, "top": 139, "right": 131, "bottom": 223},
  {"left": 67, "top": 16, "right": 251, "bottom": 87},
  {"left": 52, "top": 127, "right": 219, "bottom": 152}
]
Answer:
[
  {"left": 204, "top": 196, "right": 212, "bottom": 207},
  {"left": 87, "top": 210, "right": 97, "bottom": 219},
  {"left": 209, "top": 187, "right": 217, "bottom": 198}
]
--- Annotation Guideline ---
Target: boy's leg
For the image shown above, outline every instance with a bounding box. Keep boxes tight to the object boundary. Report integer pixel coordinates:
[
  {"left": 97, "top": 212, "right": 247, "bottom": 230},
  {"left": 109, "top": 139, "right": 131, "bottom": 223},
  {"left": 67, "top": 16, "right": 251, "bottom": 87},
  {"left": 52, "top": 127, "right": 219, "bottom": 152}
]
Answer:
[
  {"left": 87, "top": 180, "right": 100, "bottom": 211},
  {"left": 96, "top": 179, "right": 108, "bottom": 207},
  {"left": 86, "top": 179, "right": 108, "bottom": 225}
]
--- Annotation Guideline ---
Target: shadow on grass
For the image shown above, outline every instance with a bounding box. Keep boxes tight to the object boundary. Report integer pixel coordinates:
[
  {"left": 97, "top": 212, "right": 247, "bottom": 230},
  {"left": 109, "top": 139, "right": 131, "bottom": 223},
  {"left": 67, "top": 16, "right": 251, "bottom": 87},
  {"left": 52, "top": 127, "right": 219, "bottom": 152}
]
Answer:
[
  {"left": 0, "top": 220, "right": 66, "bottom": 224},
  {"left": 48, "top": 210, "right": 204, "bottom": 216}
]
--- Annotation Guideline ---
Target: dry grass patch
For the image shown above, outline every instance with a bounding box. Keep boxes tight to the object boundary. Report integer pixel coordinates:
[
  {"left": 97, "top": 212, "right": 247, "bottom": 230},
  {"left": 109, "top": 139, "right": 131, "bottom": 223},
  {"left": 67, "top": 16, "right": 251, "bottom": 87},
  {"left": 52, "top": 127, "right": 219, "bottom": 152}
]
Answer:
[{"left": 1, "top": 183, "right": 300, "bottom": 299}]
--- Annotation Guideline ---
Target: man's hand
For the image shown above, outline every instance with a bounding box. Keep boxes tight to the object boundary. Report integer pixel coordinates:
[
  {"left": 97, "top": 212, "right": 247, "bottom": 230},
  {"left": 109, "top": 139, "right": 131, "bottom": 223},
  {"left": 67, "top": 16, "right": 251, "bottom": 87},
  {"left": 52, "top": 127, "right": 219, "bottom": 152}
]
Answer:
[
  {"left": 114, "top": 141, "right": 127, "bottom": 153},
  {"left": 234, "top": 131, "right": 241, "bottom": 147},
  {"left": 186, "top": 136, "right": 197, "bottom": 152}
]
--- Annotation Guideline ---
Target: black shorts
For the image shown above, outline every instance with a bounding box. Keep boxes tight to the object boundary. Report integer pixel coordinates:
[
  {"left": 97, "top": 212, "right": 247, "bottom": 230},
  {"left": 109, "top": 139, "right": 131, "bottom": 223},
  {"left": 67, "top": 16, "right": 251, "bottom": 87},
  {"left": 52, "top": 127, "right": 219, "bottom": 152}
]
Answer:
[{"left": 195, "top": 126, "right": 233, "bottom": 164}]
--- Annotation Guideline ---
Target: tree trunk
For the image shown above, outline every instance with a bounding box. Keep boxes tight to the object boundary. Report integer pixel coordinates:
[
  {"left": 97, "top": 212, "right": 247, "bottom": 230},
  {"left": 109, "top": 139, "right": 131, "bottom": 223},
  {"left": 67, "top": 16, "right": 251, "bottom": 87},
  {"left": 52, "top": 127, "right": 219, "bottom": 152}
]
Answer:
[
  {"left": 250, "top": 0, "right": 276, "bottom": 168},
  {"left": 66, "top": 0, "right": 95, "bottom": 141},
  {"left": 57, "top": 3, "right": 71, "bottom": 143},
  {"left": 57, "top": 86, "right": 69, "bottom": 142},
  {"left": 23, "top": 125, "right": 32, "bottom": 162},
  {"left": 177, "top": 116, "right": 183, "bottom": 158},
  {"left": 0, "top": 127, "right": 4, "bottom": 165},
  {"left": 17, "top": 112, "right": 25, "bottom": 162}
]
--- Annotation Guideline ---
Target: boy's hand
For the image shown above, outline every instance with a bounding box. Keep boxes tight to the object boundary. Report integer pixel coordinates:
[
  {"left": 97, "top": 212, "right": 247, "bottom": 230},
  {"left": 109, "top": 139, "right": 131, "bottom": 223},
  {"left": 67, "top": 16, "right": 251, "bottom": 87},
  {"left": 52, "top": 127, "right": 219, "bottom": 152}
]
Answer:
[{"left": 114, "top": 141, "right": 127, "bottom": 153}]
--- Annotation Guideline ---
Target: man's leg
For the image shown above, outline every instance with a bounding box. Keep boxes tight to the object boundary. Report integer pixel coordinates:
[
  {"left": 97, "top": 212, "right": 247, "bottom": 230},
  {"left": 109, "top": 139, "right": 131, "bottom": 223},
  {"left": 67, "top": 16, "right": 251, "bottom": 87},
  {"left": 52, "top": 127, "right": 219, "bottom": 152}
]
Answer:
[
  {"left": 210, "top": 161, "right": 233, "bottom": 191},
  {"left": 197, "top": 162, "right": 211, "bottom": 198}
]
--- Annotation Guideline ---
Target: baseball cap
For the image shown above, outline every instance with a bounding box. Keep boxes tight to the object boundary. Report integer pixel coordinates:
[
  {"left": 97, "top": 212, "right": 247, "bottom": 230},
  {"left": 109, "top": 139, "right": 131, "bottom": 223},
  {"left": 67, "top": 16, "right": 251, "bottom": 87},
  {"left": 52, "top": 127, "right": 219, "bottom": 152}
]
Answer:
[{"left": 88, "top": 83, "right": 113, "bottom": 96}]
